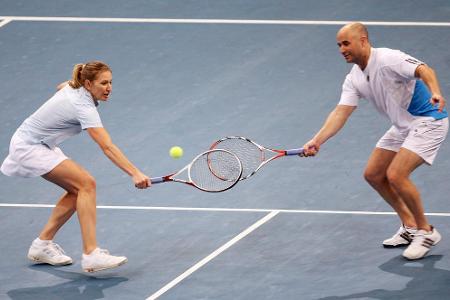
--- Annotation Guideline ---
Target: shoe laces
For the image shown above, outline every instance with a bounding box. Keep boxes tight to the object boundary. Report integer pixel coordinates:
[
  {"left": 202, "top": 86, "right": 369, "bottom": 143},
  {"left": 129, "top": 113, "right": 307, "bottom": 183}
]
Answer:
[
  {"left": 98, "top": 248, "right": 110, "bottom": 255},
  {"left": 395, "top": 226, "right": 405, "bottom": 235},
  {"left": 394, "top": 225, "right": 416, "bottom": 236},
  {"left": 46, "top": 242, "right": 66, "bottom": 257},
  {"left": 390, "top": 226, "right": 406, "bottom": 238}
]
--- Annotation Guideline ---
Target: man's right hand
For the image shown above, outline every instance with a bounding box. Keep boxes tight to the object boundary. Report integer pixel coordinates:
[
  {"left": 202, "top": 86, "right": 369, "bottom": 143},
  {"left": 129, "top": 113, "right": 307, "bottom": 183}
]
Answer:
[{"left": 302, "top": 139, "right": 320, "bottom": 157}]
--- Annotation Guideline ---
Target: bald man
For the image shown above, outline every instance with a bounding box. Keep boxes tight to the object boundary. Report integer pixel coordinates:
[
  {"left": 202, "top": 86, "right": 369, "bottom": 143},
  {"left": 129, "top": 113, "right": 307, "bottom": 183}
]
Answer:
[{"left": 303, "top": 23, "right": 448, "bottom": 260}]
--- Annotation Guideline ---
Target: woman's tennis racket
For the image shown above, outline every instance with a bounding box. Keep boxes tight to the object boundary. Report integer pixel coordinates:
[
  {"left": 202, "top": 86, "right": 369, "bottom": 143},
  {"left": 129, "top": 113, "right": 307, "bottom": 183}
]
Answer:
[
  {"left": 150, "top": 149, "right": 243, "bottom": 192},
  {"left": 210, "top": 136, "right": 304, "bottom": 180}
]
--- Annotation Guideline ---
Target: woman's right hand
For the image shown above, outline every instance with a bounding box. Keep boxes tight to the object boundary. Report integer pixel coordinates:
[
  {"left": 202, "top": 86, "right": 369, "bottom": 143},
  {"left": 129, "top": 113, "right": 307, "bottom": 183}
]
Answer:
[{"left": 133, "top": 171, "right": 151, "bottom": 189}]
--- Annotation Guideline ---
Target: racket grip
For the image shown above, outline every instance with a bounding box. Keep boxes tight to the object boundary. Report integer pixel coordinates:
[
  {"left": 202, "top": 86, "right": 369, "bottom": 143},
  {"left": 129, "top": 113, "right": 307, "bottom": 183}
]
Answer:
[
  {"left": 150, "top": 177, "right": 165, "bottom": 184},
  {"left": 286, "top": 148, "right": 304, "bottom": 156}
]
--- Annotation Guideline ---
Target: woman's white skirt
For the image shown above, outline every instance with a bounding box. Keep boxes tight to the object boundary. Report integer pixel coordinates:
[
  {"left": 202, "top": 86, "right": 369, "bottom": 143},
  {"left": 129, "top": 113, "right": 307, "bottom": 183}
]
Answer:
[{"left": 1, "top": 133, "right": 68, "bottom": 178}]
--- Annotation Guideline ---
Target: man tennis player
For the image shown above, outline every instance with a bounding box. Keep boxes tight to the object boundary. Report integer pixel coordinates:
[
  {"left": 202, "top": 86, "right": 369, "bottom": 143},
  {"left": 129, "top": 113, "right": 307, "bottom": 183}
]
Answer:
[{"left": 303, "top": 23, "right": 448, "bottom": 260}]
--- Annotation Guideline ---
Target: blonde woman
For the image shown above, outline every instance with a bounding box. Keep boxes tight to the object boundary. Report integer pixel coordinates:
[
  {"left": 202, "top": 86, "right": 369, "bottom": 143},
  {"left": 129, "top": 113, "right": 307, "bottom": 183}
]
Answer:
[{"left": 1, "top": 61, "right": 150, "bottom": 272}]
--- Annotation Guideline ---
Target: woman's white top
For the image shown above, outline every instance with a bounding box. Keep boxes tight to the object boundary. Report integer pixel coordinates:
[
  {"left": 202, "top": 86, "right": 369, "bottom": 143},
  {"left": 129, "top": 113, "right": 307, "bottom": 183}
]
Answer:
[{"left": 16, "top": 85, "right": 103, "bottom": 149}]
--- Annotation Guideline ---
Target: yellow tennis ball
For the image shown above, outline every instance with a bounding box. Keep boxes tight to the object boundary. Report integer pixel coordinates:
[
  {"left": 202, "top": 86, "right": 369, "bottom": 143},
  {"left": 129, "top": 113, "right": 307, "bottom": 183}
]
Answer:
[{"left": 169, "top": 146, "right": 183, "bottom": 159}]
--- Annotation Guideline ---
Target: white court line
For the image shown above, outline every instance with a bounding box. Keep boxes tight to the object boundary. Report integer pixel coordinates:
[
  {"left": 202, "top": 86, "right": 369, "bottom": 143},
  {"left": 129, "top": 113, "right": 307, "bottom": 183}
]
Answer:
[
  {"left": 0, "top": 16, "right": 449, "bottom": 26},
  {"left": 146, "top": 210, "right": 280, "bottom": 300},
  {"left": 2, "top": 203, "right": 450, "bottom": 216},
  {"left": 0, "top": 18, "right": 12, "bottom": 28}
]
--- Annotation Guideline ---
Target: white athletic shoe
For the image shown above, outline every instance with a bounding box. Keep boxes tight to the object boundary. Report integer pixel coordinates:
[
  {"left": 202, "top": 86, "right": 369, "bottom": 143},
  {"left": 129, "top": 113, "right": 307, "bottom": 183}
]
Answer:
[
  {"left": 403, "top": 226, "right": 441, "bottom": 260},
  {"left": 82, "top": 248, "right": 128, "bottom": 273},
  {"left": 382, "top": 225, "right": 416, "bottom": 248},
  {"left": 27, "top": 238, "right": 73, "bottom": 266}
]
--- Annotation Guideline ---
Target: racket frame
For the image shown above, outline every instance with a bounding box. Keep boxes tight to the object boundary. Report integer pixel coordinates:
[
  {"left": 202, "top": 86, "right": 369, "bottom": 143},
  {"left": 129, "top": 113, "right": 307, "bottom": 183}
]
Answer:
[
  {"left": 150, "top": 149, "right": 243, "bottom": 192},
  {"left": 210, "top": 136, "right": 304, "bottom": 179}
]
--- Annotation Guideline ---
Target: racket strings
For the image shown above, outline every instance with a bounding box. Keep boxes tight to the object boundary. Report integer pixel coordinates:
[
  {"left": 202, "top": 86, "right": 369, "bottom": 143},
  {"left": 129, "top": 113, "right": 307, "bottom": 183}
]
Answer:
[
  {"left": 212, "top": 139, "right": 262, "bottom": 179},
  {"left": 189, "top": 150, "right": 242, "bottom": 192}
]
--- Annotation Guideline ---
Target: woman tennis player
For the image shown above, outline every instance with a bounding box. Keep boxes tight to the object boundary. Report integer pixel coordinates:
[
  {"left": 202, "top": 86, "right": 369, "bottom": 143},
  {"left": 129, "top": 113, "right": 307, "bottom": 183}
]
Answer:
[{"left": 1, "top": 61, "right": 150, "bottom": 272}]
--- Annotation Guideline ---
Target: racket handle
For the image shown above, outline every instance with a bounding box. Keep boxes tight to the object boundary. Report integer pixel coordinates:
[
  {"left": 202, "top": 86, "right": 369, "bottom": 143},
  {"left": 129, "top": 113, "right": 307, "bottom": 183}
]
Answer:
[
  {"left": 286, "top": 148, "right": 304, "bottom": 156},
  {"left": 150, "top": 177, "right": 165, "bottom": 184}
]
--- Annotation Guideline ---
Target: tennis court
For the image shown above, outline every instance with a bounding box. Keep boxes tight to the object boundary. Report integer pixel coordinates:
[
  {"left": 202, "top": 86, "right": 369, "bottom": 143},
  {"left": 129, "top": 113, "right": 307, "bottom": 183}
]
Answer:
[{"left": 1, "top": 1, "right": 450, "bottom": 299}]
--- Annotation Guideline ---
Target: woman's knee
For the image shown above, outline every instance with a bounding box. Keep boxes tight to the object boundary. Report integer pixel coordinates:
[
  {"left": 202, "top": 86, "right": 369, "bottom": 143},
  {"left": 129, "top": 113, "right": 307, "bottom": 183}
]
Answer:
[
  {"left": 79, "top": 173, "right": 96, "bottom": 193},
  {"left": 42, "top": 160, "right": 96, "bottom": 195}
]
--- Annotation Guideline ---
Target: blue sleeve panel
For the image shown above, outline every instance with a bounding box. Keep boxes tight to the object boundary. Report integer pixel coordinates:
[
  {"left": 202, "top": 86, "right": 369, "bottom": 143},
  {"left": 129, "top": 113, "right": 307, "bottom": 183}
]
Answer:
[{"left": 408, "top": 80, "right": 448, "bottom": 119}]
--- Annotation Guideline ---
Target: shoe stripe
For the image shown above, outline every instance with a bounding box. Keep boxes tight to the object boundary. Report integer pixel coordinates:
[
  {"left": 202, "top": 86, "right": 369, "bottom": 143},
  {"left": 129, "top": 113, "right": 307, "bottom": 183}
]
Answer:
[
  {"left": 422, "top": 238, "right": 434, "bottom": 247},
  {"left": 400, "top": 232, "right": 413, "bottom": 242}
]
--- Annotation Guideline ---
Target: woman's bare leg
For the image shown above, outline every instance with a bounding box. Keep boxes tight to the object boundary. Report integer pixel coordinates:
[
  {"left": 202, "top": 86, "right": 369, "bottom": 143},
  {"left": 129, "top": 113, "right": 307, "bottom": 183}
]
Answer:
[{"left": 42, "top": 159, "right": 97, "bottom": 254}]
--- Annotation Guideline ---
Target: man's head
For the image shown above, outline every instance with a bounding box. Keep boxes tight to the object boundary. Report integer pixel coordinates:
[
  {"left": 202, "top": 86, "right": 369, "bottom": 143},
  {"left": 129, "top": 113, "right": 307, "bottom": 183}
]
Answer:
[{"left": 336, "top": 23, "right": 371, "bottom": 69}]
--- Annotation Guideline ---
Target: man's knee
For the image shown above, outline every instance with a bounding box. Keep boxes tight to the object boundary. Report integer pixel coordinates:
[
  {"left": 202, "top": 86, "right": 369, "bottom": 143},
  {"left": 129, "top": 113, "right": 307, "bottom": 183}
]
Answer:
[
  {"left": 364, "top": 167, "right": 386, "bottom": 186},
  {"left": 386, "top": 167, "right": 405, "bottom": 190}
]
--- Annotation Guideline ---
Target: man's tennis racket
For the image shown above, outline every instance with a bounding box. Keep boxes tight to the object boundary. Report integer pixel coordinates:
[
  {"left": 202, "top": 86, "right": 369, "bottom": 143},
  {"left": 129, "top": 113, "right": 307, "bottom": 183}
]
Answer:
[
  {"left": 210, "top": 136, "right": 304, "bottom": 180},
  {"left": 150, "top": 149, "right": 243, "bottom": 192}
]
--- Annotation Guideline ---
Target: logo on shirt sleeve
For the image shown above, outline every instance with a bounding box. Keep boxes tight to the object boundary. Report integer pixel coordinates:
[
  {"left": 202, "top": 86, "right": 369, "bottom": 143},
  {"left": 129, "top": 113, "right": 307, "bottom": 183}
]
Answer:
[{"left": 405, "top": 58, "right": 423, "bottom": 65}]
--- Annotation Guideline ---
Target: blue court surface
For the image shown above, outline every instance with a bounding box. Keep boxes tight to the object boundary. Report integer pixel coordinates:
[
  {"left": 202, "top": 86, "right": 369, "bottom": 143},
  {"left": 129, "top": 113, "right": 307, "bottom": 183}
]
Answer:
[{"left": 1, "top": 1, "right": 450, "bottom": 299}]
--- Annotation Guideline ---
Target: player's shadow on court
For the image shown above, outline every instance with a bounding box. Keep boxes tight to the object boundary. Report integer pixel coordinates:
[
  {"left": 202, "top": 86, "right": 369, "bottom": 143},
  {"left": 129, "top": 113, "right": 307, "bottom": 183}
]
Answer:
[
  {"left": 318, "top": 255, "right": 450, "bottom": 300},
  {"left": 7, "top": 265, "right": 128, "bottom": 300}
]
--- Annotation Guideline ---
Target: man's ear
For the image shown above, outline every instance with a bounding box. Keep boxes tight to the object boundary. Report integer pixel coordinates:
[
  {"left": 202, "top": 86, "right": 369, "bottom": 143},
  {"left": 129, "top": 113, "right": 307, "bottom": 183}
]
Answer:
[{"left": 361, "top": 36, "right": 369, "bottom": 47}]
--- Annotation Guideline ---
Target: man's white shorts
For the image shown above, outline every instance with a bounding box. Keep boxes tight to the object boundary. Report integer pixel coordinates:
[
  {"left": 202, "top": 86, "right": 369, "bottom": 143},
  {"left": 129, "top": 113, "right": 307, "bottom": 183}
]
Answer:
[
  {"left": 376, "top": 117, "right": 449, "bottom": 165},
  {"left": 0, "top": 132, "right": 68, "bottom": 178}
]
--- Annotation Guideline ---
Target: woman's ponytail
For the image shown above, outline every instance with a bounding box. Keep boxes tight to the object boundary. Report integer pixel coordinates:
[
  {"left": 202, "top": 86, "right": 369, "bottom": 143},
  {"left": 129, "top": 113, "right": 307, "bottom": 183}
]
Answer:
[{"left": 68, "top": 64, "right": 84, "bottom": 88}]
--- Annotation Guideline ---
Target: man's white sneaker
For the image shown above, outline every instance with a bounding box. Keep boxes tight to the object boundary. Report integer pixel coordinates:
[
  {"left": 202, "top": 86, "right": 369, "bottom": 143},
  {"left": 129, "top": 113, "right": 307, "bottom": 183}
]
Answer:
[
  {"left": 27, "top": 238, "right": 73, "bottom": 266},
  {"left": 81, "top": 248, "right": 128, "bottom": 273},
  {"left": 382, "top": 225, "right": 416, "bottom": 248},
  {"left": 403, "top": 226, "right": 441, "bottom": 260}
]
